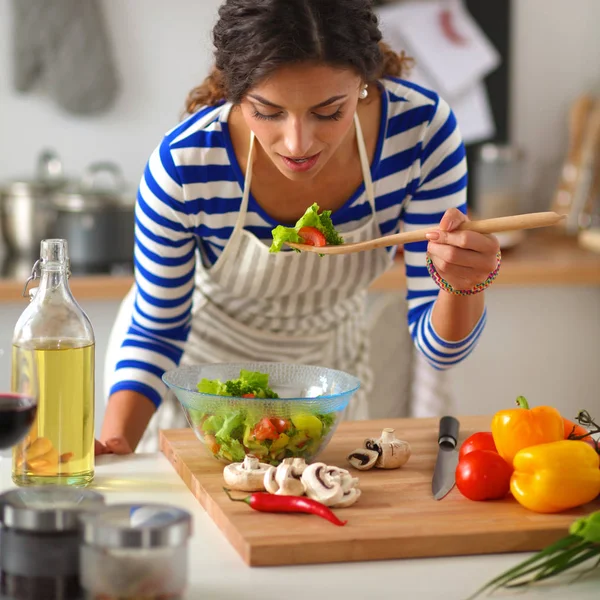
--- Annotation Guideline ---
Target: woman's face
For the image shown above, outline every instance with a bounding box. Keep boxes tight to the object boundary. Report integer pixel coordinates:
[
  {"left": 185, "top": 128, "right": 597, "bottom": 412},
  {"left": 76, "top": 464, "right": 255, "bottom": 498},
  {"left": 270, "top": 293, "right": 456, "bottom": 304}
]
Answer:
[{"left": 240, "top": 63, "right": 363, "bottom": 181}]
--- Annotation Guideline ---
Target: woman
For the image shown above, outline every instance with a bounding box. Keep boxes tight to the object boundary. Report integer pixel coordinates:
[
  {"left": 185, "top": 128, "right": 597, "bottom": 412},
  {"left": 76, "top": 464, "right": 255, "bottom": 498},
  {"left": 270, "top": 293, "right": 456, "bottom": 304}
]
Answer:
[{"left": 98, "top": 0, "right": 500, "bottom": 455}]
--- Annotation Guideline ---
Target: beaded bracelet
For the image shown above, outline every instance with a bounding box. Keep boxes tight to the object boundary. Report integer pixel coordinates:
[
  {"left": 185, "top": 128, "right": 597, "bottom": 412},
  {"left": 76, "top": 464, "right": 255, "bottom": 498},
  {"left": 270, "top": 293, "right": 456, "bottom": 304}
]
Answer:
[{"left": 425, "top": 251, "right": 502, "bottom": 296}]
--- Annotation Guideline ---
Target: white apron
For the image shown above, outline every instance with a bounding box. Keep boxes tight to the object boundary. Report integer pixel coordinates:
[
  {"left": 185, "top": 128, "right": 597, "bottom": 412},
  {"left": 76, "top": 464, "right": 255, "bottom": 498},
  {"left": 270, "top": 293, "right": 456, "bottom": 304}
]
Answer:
[{"left": 105, "top": 112, "right": 411, "bottom": 452}]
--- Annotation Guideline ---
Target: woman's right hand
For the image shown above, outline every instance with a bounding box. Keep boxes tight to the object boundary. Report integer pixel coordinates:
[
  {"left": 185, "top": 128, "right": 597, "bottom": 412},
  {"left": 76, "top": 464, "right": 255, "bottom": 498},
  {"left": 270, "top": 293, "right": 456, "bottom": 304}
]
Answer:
[{"left": 95, "top": 437, "right": 133, "bottom": 456}]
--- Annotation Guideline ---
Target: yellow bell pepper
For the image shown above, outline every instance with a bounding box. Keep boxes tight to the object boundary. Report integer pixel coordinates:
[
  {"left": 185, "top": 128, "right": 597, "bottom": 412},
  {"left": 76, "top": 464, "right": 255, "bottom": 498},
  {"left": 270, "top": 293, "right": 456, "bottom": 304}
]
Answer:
[
  {"left": 491, "top": 396, "right": 564, "bottom": 464},
  {"left": 510, "top": 440, "right": 600, "bottom": 513}
]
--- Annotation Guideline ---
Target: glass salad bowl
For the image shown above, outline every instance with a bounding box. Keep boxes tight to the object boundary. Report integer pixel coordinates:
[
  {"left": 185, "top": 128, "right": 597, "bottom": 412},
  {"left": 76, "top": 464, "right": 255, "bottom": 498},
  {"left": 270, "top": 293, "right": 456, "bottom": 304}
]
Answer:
[{"left": 162, "top": 362, "right": 360, "bottom": 466}]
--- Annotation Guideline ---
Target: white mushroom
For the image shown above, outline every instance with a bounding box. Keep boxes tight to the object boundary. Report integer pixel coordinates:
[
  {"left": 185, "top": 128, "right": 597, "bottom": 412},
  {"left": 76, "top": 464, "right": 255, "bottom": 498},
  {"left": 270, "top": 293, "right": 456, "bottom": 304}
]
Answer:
[
  {"left": 274, "top": 463, "right": 305, "bottom": 496},
  {"left": 365, "top": 428, "right": 411, "bottom": 469},
  {"left": 263, "top": 458, "right": 307, "bottom": 496},
  {"left": 347, "top": 448, "right": 379, "bottom": 471},
  {"left": 301, "top": 463, "right": 360, "bottom": 507},
  {"left": 264, "top": 466, "right": 279, "bottom": 494},
  {"left": 223, "top": 454, "right": 271, "bottom": 491}
]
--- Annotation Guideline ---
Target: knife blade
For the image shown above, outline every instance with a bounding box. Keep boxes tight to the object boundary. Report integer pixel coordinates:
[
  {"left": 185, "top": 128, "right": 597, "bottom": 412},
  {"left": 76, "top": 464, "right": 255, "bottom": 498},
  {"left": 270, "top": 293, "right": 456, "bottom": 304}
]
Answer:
[{"left": 432, "top": 415, "right": 460, "bottom": 500}]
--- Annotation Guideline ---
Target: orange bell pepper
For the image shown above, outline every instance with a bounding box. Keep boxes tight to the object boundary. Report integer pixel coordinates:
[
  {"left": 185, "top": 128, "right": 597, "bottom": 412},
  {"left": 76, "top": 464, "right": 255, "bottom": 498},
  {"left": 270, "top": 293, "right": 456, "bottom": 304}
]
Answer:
[
  {"left": 491, "top": 396, "right": 564, "bottom": 464},
  {"left": 510, "top": 440, "right": 600, "bottom": 513}
]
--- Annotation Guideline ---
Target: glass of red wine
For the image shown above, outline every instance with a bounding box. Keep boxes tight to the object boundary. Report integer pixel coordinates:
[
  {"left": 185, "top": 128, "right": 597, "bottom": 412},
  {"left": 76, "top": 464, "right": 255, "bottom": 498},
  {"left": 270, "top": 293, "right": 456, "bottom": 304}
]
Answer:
[{"left": 0, "top": 346, "right": 38, "bottom": 460}]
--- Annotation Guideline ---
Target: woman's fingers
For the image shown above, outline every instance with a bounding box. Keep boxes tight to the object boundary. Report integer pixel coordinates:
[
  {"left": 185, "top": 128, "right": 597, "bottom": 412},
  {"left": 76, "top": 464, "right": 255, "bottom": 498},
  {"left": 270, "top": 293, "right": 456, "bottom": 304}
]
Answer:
[
  {"left": 95, "top": 439, "right": 108, "bottom": 456},
  {"left": 427, "top": 242, "right": 497, "bottom": 273},
  {"left": 104, "top": 437, "right": 133, "bottom": 455}
]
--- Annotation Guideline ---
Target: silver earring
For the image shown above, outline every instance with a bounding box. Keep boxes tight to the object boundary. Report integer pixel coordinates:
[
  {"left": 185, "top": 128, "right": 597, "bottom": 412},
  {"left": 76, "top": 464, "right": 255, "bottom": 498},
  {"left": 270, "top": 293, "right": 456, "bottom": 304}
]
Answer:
[{"left": 359, "top": 84, "right": 368, "bottom": 100}]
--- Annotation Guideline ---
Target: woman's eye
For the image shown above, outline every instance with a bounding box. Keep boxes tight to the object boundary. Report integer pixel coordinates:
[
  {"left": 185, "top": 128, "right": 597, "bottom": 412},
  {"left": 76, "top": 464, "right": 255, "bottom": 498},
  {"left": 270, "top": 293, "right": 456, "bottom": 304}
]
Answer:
[
  {"left": 252, "top": 110, "right": 283, "bottom": 121},
  {"left": 314, "top": 109, "right": 344, "bottom": 122}
]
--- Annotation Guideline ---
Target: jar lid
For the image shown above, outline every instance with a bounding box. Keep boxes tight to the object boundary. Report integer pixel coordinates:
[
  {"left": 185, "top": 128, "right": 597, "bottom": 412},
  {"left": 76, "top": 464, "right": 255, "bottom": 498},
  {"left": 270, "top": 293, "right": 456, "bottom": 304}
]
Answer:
[
  {"left": 1, "top": 149, "right": 69, "bottom": 195},
  {"left": 0, "top": 487, "right": 105, "bottom": 532},
  {"left": 51, "top": 161, "right": 134, "bottom": 213},
  {"left": 79, "top": 504, "right": 193, "bottom": 549}
]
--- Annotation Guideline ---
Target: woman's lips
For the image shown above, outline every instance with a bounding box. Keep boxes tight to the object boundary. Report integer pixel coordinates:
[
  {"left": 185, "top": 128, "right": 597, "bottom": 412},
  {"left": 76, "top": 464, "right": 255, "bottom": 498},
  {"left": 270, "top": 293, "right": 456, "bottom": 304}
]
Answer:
[{"left": 279, "top": 152, "right": 321, "bottom": 173}]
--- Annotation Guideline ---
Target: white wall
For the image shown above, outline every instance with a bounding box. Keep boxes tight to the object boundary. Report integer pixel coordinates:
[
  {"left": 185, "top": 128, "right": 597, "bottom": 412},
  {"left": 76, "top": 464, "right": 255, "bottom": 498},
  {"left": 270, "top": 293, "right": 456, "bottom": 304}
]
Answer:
[
  {"left": 511, "top": 0, "right": 600, "bottom": 211},
  {"left": 1, "top": 0, "right": 599, "bottom": 190},
  {"left": 0, "top": 0, "right": 222, "bottom": 187}
]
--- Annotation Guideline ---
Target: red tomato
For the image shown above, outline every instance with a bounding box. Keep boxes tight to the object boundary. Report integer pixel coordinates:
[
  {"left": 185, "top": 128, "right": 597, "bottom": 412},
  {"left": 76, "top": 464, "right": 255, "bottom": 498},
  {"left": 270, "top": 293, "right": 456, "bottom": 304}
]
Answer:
[
  {"left": 253, "top": 417, "right": 279, "bottom": 441},
  {"left": 459, "top": 432, "right": 498, "bottom": 460},
  {"left": 298, "top": 227, "right": 326, "bottom": 247},
  {"left": 455, "top": 450, "right": 513, "bottom": 501},
  {"left": 563, "top": 417, "right": 591, "bottom": 440},
  {"left": 270, "top": 418, "right": 290, "bottom": 433},
  {"left": 242, "top": 393, "right": 255, "bottom": 398}
]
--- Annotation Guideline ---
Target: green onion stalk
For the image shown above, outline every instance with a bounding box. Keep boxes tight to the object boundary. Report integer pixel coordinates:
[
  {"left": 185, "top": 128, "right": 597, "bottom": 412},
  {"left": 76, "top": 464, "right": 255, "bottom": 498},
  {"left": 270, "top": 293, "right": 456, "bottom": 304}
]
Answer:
[{"left": 466, "top": 511, "right": 600, "bottom": 599}]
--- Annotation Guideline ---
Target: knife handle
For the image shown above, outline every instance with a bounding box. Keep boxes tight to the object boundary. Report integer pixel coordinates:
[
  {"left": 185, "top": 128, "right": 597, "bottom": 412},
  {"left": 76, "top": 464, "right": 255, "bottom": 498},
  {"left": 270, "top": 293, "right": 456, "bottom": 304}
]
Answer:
[{"left": 438, "top": 416, "right": 460, "bottom": 450}]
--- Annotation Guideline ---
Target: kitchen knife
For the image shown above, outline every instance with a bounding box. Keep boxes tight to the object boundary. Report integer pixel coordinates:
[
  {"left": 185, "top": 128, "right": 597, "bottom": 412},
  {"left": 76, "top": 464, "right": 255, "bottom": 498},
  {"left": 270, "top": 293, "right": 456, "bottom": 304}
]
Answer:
[{"left": 432, "top": 416, "right": 460, "bottom": 500}]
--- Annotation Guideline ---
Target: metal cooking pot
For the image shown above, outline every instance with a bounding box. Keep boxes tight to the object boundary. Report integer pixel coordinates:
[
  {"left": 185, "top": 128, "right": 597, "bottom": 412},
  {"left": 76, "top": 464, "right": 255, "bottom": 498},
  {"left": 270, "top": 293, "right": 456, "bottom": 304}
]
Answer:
[
  {"left": 50, "top": 162, "right": 135, "bottom": 272},
  {"left": 0, "top": 149, "right": 67, "bottom": 257}
]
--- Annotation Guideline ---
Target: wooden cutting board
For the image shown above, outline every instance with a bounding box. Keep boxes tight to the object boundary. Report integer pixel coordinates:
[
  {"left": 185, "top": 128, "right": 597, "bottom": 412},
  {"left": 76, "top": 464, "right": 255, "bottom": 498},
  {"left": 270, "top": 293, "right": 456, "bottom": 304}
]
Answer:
[{"left": 159, "top": 416, "right": 600, "bottom": 567}]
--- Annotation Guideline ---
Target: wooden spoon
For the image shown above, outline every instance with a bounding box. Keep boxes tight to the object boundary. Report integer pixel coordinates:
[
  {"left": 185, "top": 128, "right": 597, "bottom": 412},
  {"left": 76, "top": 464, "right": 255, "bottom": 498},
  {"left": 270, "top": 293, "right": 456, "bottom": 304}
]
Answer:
[{"left": 285, "top": 211, "right": 566, "bottom": 255}]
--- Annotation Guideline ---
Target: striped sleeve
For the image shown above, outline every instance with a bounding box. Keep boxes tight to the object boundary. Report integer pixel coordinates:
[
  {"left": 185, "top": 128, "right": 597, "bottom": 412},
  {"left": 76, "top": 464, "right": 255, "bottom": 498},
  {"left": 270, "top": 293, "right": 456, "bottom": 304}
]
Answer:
[
  {"left": 108, "top": 135, "right": 197, "bottom": 407},
  {"left": 403, "top": 94, "right": 487, "bottom": 370}
]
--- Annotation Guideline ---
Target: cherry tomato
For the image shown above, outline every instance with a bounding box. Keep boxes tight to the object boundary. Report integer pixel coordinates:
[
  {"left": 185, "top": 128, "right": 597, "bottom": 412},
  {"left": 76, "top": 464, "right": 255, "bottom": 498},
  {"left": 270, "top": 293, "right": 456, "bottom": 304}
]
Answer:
[
  {"left": 455, "top": 449, "right": 513, "bottom": 501},
  {"left": 253, "top": 417, "right": 279, "bottom": 441},
  {"left": 270, "top": 418, "right": 291, "bottom": 433},
  {"left": 563, "top": 417, "right": 591, "bottom": 440},
  {"left": 298, "top": 226, "right": 327, "bottom": 247},
  {"left": 459, "top": 431, "right": 498, "bottom": 460},
  {"left": 242, "top": 393, "right": 255, "bottom": 398}
]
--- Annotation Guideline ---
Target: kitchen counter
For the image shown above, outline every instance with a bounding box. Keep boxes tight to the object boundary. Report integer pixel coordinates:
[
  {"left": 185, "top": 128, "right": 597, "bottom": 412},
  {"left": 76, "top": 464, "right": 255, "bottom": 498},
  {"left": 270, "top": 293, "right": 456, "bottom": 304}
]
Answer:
[
  {"left": 1, "top": 453, "right": 597, "bottom": 600},
  {"left": 1, "top": 230, "right": 599, "bottom": 303}
]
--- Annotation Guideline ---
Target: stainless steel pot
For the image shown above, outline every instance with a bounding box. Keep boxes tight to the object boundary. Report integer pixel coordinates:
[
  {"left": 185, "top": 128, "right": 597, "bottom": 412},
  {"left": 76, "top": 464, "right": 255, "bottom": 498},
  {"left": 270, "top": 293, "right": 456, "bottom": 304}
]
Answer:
[
  {"left": 50, "top": 162, "right": 135, "bottom": 272},
  {"left": 0, "top": 150, "right": 66, "bottom": 257}
]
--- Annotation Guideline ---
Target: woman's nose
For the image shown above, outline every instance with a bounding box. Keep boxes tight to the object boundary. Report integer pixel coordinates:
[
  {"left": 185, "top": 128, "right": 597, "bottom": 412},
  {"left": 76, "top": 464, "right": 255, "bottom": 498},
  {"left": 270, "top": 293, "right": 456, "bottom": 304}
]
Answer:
[{"left": 282, "top": 119, "right": 313, "bottom": 157}]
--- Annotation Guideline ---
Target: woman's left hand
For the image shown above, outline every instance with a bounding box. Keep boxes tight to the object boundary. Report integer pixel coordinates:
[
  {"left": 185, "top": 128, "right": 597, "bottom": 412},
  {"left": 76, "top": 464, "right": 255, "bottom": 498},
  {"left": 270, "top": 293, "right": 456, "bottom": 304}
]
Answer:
[{"left": 425, "top": 207, "right": 500, "bottom": 292}]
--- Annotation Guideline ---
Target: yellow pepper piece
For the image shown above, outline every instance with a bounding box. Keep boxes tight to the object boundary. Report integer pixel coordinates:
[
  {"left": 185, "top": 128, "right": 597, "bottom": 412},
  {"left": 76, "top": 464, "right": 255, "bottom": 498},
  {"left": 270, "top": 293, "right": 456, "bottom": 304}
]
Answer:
[
  {"left": 491, "top": 396, "right": 564, "bottom": 464},
  {"left": 511, "top": 440, "right": 600, "bottom": 513},
  {"left": 270, "top": 433, "right": 290, "bottom": 454},
  {"left": 291, "top": 414, "right": 322, "bottom": 438}
]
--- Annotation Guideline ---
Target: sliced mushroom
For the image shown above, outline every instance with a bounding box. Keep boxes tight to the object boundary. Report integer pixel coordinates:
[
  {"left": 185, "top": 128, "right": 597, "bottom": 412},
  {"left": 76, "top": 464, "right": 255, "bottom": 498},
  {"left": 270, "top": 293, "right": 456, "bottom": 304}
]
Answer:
[
  {"left": 365, "top": 428, "right": 411, "bottom": 469},
  {"left": 274, "top": 463, "right": 305, "bottom": 496},
  {"left": 263, "top": 459, "right": 307, "bottom": 496},
  {"left": 332, "top": 487, "right": 362, "bottom": 508},
  {"left": 223, "top": 454, "right": 271, "bottom": 491},
  {"left": 347, "top": 448, "right": 379, "bottom": 470},
  {"left": 301, "top": 463, "right": 360, "bottom": 507},
  {"left": 264, "top": 466, "right": 279, "bottom": 494}
]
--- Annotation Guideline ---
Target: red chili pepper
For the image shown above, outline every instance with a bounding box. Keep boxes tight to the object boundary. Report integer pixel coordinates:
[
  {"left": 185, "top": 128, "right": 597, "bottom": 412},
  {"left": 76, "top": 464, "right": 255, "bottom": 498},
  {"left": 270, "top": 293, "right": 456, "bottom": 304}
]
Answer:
[{"left": 223, "top": 487, "right": 347, "bottom": 526}]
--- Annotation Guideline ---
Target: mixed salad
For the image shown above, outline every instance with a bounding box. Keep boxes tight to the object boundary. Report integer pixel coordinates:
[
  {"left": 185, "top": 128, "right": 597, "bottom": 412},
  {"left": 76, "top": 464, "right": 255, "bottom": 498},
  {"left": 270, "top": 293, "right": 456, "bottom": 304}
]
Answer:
[
  {"left": 269, "top": 202, "right": 344, "bottom": 253},
  {"left": 192, "top": 370, "right": 337, "bottom": 464}
]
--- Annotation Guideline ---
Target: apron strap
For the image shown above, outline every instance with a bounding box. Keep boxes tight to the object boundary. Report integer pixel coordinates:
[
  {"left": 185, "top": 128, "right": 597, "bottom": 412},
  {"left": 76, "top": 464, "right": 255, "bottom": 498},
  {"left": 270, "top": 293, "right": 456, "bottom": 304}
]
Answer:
[{"left": 354, "top": 112, "right": 376, "bottom": 213}]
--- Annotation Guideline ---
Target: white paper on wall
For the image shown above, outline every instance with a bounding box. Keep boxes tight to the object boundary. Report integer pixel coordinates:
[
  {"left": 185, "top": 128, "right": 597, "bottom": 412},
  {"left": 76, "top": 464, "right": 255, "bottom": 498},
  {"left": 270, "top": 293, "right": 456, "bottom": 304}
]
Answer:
[
  {"left": 377, "top": 1, "right": 498, "bottom": 145},
  {"left": 377, "top": 0, "right": 501, "bottom": 99}
]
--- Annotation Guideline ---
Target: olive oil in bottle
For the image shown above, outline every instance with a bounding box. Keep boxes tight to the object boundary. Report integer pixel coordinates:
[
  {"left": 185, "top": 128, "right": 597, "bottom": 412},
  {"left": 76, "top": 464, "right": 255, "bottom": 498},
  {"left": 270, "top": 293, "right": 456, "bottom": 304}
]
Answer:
[{"left": 12, "top": 239, "right": 95, "bottom": 487}]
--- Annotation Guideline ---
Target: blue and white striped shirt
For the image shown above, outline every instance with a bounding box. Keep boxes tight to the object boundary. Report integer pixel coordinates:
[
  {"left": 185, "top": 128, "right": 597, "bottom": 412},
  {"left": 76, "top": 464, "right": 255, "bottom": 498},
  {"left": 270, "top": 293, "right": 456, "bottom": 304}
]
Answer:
[{"left": 110, "top": 77, "right": 486, "bottom": 407}]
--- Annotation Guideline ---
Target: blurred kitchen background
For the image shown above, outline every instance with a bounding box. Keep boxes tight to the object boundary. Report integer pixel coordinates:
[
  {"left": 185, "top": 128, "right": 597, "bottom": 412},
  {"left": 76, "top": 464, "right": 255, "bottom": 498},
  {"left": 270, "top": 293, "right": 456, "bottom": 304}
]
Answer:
[{"left": 0, "top": 0, "right": 599, "bottom": 438}]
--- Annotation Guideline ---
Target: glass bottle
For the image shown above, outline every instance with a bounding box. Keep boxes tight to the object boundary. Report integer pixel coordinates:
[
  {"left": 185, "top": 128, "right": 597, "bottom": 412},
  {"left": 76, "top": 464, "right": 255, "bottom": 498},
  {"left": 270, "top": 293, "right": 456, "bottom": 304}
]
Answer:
[{"left": 11, "top": 239, "right": 95, "bottom": 487}]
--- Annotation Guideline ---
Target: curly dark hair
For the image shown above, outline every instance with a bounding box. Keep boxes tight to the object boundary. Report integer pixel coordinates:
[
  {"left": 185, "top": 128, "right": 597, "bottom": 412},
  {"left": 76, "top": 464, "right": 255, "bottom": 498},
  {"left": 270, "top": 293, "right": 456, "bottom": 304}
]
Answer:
[{"left": 185, "top": 0, "right": 412, "bottom": 114}]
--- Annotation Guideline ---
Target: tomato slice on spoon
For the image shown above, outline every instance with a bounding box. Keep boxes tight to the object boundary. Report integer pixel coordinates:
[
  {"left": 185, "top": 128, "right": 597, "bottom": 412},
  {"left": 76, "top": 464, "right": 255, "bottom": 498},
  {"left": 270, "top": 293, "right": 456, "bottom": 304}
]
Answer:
[{"left": 298, "top": 226, "right": 327, "bottom": 247}]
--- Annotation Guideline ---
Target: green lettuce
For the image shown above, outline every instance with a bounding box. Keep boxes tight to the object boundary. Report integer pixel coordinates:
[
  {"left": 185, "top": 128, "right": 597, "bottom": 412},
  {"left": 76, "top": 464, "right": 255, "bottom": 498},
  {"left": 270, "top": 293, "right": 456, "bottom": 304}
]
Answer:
[{"left": 269, "top": 203, "right": 344, "bottom": 253}]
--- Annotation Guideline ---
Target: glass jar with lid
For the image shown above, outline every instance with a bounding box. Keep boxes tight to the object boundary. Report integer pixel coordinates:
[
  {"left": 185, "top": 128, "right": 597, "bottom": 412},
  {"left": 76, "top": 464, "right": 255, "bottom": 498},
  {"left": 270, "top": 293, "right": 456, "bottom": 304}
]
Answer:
[
  {"left": 79, "top": 503, "right": 193, "bottom": 599},
  {"left": 472, "top": 144, "right": 527, "bottom": 248},
  {"left": 0, "top": 486, "right": 105, "bottom": 600}
]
